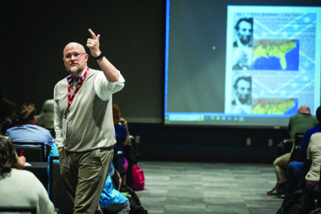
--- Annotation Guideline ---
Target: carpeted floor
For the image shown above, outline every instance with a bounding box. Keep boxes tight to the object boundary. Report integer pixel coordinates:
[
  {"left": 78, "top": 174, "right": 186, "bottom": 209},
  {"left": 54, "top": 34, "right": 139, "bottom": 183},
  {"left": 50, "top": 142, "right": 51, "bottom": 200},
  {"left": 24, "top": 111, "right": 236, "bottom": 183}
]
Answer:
[{"left": 134, "top": 161, "right": 283, "bottom": 214}]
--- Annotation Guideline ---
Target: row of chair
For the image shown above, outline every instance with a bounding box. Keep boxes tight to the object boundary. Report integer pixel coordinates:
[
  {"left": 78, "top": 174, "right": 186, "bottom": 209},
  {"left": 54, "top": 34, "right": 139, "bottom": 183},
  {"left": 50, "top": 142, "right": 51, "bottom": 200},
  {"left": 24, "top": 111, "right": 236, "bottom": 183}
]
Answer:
[
  {"left": 5, "top": 139, "right": 139, "bottom": 213},
  {"left": 0, "top": 207, "right": 37, "bottom": 213},
  {"left": 278, "top": 132, "right": 305, "bottom": 156},
  {"left": 13, "top": 142, "right": 50, "bottom": 162},
  {"left": 0, "top": 207, "right": 60, "bottom": 214}
]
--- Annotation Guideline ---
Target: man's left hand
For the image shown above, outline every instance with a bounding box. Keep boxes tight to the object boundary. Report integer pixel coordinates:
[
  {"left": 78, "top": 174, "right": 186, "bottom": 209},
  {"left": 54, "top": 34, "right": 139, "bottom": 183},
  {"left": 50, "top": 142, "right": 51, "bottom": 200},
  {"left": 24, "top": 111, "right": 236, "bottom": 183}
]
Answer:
[{"left": 87, "top": 28, "right": 101, "bottom": 58}]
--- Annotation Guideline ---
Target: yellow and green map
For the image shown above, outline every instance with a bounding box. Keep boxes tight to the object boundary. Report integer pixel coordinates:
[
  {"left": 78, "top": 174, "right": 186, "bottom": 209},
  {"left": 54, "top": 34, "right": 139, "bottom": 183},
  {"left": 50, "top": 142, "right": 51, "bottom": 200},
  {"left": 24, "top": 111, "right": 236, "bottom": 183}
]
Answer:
[
  {"left": 252, "top": 40, "right": 298, "bottom": 70},
  {"left": 252, "top": 98, "right": 296, "bottom": 114}
]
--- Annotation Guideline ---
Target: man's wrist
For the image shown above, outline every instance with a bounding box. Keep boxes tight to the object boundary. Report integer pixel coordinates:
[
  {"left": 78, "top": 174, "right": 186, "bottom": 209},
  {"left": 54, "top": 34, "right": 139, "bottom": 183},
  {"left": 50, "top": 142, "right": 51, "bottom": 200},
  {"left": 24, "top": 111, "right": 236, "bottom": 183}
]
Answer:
[{"left": 94, "top": 52, "right": 104, "bottom": 60}]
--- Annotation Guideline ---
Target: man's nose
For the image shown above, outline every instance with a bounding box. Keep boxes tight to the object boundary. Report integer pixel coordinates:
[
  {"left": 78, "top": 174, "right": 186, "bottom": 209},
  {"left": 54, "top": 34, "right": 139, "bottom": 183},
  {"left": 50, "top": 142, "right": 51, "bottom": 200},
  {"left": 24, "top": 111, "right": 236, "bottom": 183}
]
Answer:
[{"left": 70, "top": 54, "right": 77, "bottom": 60}]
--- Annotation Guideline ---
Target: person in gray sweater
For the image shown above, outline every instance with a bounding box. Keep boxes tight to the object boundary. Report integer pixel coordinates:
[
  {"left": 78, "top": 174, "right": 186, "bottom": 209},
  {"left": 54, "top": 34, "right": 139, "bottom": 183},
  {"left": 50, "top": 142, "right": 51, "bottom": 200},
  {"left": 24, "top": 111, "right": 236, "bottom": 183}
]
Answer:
[{"left": 54, "top": 28, "right": 125, "bottom": 214}]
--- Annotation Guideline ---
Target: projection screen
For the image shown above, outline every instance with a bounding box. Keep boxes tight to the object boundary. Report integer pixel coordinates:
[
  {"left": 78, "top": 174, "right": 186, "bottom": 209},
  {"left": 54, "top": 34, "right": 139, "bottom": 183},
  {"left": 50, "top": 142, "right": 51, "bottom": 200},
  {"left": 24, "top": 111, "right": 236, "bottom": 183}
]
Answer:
[{"left": 164, "top": 0, "right": 321, "bottom": 128}]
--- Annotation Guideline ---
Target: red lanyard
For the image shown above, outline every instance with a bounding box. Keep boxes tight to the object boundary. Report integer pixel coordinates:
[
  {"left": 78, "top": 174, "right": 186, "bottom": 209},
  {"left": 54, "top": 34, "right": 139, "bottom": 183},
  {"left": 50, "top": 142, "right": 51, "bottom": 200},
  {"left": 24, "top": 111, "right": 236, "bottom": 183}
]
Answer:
[{"left": 66, "top": 67, "right": 89, "bottom": 112}]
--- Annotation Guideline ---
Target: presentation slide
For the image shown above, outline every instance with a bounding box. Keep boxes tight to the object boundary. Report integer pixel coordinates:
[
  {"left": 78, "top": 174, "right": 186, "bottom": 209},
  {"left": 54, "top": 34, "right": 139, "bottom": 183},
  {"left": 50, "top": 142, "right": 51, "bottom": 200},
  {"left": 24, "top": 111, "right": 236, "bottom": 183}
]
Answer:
[{"left": 164, "top": 0, "right": 321, "bottom": 127}]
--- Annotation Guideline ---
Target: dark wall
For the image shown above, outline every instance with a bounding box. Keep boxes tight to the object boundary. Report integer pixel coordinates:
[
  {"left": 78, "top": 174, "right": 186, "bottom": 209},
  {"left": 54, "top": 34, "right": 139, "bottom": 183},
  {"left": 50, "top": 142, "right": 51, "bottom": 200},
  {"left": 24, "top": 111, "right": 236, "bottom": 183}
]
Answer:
[
  {"left": 1, "top": 1, "right": 164, "bottom": 119},
  {"left": 1, "top": 1, "right": 310, "bottom": 162},
  {"left": 128, "top": 123, "right": 289, "bottom": 163}
]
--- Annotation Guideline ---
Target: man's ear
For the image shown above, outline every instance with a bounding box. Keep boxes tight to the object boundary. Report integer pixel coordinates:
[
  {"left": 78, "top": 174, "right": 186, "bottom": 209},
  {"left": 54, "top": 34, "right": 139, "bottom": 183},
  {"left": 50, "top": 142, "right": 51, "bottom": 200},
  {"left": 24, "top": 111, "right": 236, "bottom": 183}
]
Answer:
[{"left": 33, "top": 116, "right": 37, "bottom": 124}]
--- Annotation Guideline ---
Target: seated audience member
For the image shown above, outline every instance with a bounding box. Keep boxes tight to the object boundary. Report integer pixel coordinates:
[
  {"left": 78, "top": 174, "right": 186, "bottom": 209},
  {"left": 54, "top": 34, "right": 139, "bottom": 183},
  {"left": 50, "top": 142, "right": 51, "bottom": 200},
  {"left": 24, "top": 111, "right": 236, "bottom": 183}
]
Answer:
[
  {"left": 288, "top": 105, "right": 318, "bottom": 141},
  {"left": 285, "top": 106, "right": 321, "bottom": 197},
  {"left": 0, "top": 98, "right": 17, "bottom": 135},
  {"left": 305, "top": 132, "right": 321, "bottom": 190},
  {"left": 112, "top": 103, "right": 130, "bottom": 187},
  {"left": 267, "top": 105, "right": 318, "bottom": 196},
  {"left": 0, "top": 136, "right": 55, "bottom": 213},
  {"left": 46, "top": 143, "right": 59, "bottom": 196},
  {"left": 36, "top": 99, "right": 55, "bottom": 138},
  {"left": 0, "top": 134, "right": 26, "bottom": 169},
  {"left": 6, "top": 103, "right": 55, "bottom": 157},
  {"left": 36, "top": 99, "right": 55, "bottom": 129},
  {"left": 113, "top": 103, "right": 130, "bottom": 155},
  {"left": 0, "top": 98, "right": 26, "bottom": 168},
  {"left": 100, "top": 162, "right": 130, "bottom": 214}
]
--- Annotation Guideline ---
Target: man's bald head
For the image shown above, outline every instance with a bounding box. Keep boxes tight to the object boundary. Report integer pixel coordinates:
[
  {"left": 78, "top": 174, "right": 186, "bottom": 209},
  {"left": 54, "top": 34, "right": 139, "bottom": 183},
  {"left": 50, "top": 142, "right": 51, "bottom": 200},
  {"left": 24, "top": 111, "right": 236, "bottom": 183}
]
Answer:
[
  {"left": 298, "top": 105, "right": 311, "bottom": 114},
  {"left": 63, "top": 42, "right": 86, "bottom": 56}
]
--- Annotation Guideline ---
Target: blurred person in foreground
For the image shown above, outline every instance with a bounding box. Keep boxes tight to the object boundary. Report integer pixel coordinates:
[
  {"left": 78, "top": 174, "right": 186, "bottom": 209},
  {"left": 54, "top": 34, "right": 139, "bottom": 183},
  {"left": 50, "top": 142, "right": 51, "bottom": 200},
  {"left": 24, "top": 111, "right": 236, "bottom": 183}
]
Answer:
[{"left": 0, "top": 136, "right": 54, "bottom": 213}]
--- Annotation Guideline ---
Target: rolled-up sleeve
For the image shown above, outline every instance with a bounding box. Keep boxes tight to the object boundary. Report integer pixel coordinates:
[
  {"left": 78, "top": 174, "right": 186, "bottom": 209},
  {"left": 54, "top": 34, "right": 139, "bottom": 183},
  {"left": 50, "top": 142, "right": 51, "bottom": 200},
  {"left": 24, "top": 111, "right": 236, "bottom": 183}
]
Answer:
[{"left": 94, "top": 70, "right": 125, "bottom": 101}]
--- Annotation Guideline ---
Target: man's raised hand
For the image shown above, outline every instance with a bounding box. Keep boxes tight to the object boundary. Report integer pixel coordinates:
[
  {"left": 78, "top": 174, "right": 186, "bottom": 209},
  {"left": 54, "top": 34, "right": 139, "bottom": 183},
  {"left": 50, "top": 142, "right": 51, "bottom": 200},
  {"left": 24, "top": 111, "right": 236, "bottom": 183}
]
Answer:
[{"left": 87, "top": 28, "right": 101, "bottom": 57}]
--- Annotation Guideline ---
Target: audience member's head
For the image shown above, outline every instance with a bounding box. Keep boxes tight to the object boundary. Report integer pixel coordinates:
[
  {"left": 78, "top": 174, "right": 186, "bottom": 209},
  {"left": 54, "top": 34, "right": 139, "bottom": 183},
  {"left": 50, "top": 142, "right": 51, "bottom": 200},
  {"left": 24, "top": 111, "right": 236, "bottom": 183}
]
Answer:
[
  {"left": 0, "top": 99, "right": 17, "bottom": 135},
  {"left": 36, "top": 99, "right": 55, "bottom": 129},
  {"left": 18, "top": 103, "right": 36, "bottom": 125},
  {"left": 0, "top": 99, "right": 16, "bottom": 122},
  {"left": 112, "top": 103, "right": 121, "bottom": 126},
  {"left": 316, "top": 106, "right": 321, "bottom": 123},
  {"left": 298, "top": 105, "right": 311, "bottom": 114},
  {"left": 0, "top": 136, "right": 18, "bottom": 178}
]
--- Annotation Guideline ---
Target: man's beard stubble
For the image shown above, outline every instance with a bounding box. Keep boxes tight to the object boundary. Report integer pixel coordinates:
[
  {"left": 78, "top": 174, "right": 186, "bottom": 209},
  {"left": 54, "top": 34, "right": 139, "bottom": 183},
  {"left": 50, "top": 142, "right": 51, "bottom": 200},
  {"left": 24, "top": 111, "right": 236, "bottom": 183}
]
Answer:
[{"left": 69, "top": 66, "right": 81, "bottom": 73}]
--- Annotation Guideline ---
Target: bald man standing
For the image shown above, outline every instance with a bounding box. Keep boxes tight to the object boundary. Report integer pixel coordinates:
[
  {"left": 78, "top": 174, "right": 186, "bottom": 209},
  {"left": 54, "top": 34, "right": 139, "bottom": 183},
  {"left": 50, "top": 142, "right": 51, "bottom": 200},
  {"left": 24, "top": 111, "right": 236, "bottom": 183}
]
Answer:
[{"left": 54, "top": 29, "right": 125, "bottom": 214}]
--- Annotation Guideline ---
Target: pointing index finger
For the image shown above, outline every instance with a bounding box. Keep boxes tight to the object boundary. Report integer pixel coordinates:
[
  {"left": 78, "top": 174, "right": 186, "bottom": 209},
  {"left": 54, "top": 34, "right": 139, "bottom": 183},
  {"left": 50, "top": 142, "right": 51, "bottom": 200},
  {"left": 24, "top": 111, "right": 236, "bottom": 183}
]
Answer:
[{"left": 88, "top": 28, "right": 97, "bottom": 39}]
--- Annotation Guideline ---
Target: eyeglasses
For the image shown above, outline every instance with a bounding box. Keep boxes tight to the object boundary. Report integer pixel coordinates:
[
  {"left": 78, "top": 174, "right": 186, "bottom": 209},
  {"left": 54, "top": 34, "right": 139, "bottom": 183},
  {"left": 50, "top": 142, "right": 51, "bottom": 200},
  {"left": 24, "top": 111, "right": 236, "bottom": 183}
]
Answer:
[{"left": 63, "top": 52, "right": 86, "bottom": 60}]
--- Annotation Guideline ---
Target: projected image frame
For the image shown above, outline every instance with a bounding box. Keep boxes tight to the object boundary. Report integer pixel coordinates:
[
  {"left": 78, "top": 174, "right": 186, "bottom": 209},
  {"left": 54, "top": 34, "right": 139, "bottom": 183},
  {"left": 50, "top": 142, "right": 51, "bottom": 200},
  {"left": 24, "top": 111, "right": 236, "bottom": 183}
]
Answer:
[{"left": 164, "top": 0, "right": 321, "bottom": 128}]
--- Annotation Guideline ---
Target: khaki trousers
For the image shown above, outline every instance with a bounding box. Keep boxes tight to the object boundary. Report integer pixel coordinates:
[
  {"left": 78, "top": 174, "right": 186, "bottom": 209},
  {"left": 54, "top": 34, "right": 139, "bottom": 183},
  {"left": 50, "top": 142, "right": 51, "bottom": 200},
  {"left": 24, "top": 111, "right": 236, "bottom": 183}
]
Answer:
[
  {"left": 273, "top": 152, "right": 291, "bottom": 184},
  {"left": 59, "top": 147, "right": 113, "bottom": 214}
]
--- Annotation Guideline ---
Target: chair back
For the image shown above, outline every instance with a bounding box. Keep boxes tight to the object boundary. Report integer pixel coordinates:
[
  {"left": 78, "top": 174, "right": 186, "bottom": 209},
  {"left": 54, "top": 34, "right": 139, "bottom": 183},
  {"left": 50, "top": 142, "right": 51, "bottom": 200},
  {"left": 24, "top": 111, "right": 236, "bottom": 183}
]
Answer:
[
  {"left": 0, "top": 206, "right": 36, "bottom": 214},
  {"left": 13, "top": 142, "right": 45, "bottom": 162},
  {"left": 49, "top": 156, "right": 73, "bottom": 214},
  {"left": 295, "top": 133, "right": 305, "bottom": 146}
]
